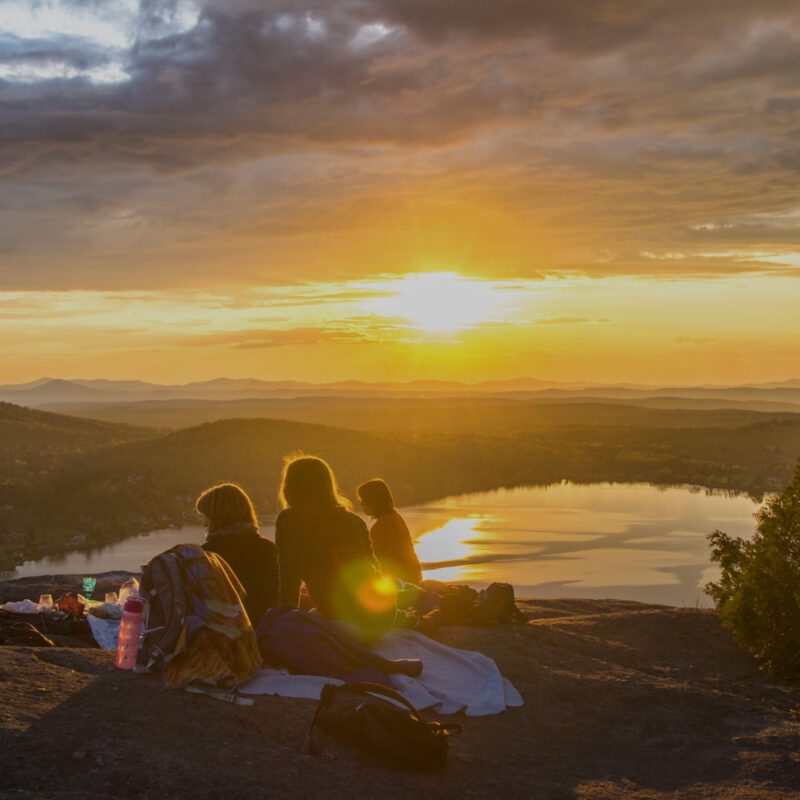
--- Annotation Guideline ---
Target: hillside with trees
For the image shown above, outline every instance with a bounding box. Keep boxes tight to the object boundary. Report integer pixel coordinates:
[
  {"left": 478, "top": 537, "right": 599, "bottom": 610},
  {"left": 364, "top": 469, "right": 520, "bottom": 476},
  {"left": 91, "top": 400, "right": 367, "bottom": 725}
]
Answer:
[
  {"left": 0, "top": 402, "right": 157, "bottom": 486},
  {"left": 44, "top": 395, "right": 800, "bottom": 433}
]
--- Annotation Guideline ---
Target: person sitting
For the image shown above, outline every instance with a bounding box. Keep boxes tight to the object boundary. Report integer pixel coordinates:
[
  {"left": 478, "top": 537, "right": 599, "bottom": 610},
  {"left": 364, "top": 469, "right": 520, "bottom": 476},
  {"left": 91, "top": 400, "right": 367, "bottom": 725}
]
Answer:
[
  {"left": 197, "top": 482, "right": 278, "bottom": 626},
  {"left": 357, "top": 478, "right": 423, "bottom": 586},
  {"left": 275, "top": 455, "right": 395, "bottom": 639}
]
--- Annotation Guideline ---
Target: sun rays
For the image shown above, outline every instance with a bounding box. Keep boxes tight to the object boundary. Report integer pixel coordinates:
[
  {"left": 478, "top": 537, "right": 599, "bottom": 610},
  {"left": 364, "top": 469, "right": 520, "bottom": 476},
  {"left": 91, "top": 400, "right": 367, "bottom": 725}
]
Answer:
[{"left": 363, "top": 272, "right": 510, "bottom": 334}]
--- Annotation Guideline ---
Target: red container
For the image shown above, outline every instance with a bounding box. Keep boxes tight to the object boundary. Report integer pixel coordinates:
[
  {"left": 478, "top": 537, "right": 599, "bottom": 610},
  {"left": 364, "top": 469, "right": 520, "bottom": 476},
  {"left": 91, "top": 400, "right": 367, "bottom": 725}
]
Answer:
[{"left": 114, "top": 598, "right": 143, "bottom": 670}]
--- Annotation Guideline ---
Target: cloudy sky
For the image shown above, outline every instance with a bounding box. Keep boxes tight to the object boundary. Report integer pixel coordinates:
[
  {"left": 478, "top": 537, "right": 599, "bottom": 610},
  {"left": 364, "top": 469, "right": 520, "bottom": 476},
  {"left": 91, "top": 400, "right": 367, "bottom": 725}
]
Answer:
[{"left": 1, "top": 0, "right": 799, "bottom": 384}]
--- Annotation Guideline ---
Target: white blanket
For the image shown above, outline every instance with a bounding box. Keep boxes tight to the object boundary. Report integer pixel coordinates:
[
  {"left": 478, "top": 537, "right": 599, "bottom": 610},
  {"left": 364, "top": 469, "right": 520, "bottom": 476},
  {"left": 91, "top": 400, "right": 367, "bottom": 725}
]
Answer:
[
  {"left": 87, "top": 616, "right": 523, "bottom": 716},
  {"left": 87, "top": 615, "right": 120, "bottom": 652},
  {"left": 0, "top": 599, "right": 42, "bottom": 614},
  {"left": 240, "top": 629, "right": 523, "bottom": 717}
]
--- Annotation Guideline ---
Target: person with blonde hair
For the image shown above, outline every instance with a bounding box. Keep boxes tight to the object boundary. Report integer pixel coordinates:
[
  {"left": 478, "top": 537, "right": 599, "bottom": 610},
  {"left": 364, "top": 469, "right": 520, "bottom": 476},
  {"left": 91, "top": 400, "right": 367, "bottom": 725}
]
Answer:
[
  {"left": 197, "top": 482, "right": 278, "bottom": 626},
  {"left": 276, "top": 455, "right": 395, "bottom": 638}
]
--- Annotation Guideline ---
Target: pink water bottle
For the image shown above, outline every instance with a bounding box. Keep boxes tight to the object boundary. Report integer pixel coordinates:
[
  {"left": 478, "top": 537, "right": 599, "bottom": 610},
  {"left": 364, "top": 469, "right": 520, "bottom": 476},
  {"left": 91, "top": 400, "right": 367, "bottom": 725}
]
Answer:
[{"left": 115, "top": 597, "right": 143, "bottom": 670}]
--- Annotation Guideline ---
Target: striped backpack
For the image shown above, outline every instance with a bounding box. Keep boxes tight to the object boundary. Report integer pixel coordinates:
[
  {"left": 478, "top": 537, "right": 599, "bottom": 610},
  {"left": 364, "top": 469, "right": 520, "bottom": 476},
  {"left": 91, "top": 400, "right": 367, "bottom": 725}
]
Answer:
[{"left": 137, "top": 544, "right": 262, "bottom": 691}]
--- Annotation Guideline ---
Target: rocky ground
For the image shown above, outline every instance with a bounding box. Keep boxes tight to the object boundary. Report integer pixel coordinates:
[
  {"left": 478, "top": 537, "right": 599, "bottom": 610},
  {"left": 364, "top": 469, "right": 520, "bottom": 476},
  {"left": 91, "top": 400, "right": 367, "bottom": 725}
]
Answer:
[{"left": 1, "top": 575, "right": 799, "bottom": 799}]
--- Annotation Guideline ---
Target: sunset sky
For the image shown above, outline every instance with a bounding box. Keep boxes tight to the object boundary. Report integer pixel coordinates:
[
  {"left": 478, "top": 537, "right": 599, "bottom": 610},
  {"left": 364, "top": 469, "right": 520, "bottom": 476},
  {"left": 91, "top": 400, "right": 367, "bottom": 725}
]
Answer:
[{"left": 1, "top": 1, "right": 799, "bottom": 385}]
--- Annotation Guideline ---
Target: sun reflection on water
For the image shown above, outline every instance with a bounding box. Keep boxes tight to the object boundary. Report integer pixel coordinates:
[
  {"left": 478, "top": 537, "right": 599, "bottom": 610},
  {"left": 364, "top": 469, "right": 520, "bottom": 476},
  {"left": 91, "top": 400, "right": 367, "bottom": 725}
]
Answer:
[
  {"left": 401, "top": 482, "right": 762, "bottom": 605},
  {"left": 414, "top": 517, "right": 485, "bottom": 582}
]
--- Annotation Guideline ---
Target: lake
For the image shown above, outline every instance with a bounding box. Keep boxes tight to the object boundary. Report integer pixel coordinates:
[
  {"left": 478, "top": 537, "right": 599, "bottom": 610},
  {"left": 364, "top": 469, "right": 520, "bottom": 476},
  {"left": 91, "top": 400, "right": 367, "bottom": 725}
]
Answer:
[{"left": 6, "top": 482, "right": 762, "bottom": 606}]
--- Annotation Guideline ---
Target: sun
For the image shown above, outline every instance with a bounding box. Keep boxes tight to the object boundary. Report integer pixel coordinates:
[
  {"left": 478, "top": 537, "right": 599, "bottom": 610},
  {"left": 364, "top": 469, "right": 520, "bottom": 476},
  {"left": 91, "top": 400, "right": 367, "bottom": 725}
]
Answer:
[{"left": 366, "top": 272, "right": 505, "bottom": 333}]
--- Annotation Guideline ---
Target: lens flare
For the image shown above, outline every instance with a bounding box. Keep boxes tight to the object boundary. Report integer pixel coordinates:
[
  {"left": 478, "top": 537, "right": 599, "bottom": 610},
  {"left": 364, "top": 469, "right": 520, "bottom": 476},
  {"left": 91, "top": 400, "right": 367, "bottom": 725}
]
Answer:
[{"left": 356, "top": 574, "right": 398, "bottom": 614}]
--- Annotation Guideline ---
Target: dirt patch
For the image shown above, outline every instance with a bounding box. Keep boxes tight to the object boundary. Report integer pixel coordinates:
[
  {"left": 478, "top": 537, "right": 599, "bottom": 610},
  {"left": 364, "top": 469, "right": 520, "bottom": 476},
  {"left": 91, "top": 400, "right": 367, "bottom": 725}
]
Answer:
[{"left": 1, "top": 597, "right": 799, "bottom": 799}]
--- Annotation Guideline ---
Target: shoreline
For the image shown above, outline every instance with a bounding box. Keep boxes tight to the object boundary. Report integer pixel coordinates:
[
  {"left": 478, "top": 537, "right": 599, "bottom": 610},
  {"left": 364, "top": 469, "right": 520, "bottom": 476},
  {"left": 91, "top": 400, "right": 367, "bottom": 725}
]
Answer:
[
  {"left": 0, "top": 475, "right": 769, "bottom": 575},
  {"left": 1, "top": 479, "right": 759, "bottom": 608}
]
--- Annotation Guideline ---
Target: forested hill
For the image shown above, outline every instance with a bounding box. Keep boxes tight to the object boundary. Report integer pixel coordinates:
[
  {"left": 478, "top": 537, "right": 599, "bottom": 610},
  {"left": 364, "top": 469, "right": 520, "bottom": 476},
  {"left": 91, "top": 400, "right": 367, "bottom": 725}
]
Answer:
[
  {"left": 0, "top": 402, "right": 157, "bottom": 485},
  {"left": 35, "top": 416, "right": 466, "bottom": 522},
  {"left": 42, "top": 395, "right": 800, "bottom": 433},
  {"left": 0, "top": 415, "right": 482, "bottom": 569}
]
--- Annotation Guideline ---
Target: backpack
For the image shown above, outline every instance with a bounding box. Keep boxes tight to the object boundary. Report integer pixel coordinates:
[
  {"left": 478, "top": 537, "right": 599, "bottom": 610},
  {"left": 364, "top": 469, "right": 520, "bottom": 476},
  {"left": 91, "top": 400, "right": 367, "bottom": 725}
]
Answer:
[
  {"left": 137, "top": 544, "right": 261, "bottom": 691},
  {"left": 309, "top": 681, "right": 460, "bottom": 769},
  {"left": 137, "top": 548, "right": 189, "bottom": 671},
  {"left": 473, "top": 582, "right": 528, "bottom": 626},
  {"left": 0, "top": 619, "right": 55, "bottom": 647}
]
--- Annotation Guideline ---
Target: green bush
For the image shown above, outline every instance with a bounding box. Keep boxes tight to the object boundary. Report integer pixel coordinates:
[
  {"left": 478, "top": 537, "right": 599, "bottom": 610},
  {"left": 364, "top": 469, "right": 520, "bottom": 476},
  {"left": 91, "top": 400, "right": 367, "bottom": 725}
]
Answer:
[{"left": 706, "top": 460, "right": 800, "bottom": 679}]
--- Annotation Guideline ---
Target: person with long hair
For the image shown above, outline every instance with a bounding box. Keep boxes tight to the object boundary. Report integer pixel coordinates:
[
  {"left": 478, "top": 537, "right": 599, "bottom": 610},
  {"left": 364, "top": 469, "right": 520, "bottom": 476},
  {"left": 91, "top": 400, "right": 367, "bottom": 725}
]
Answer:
[
  {"left": 357, "top": 478, "right": 422, "bottom": 585},
  {"left": 276, "top": 455, "right": 395, "bottom": 637},
  {"left": 197, "top": 482, "right": 278, "bottom": 626}
]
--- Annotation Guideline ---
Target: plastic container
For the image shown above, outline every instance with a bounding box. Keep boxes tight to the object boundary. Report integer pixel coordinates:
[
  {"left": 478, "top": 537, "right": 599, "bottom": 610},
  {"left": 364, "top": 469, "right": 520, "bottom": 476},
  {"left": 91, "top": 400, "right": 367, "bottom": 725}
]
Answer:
[
  {"left": 118, "top": 578, "right": 139, "bottom": 606},
  {"left": 115, "top": 597, "right": 143, "bottom": 670}
]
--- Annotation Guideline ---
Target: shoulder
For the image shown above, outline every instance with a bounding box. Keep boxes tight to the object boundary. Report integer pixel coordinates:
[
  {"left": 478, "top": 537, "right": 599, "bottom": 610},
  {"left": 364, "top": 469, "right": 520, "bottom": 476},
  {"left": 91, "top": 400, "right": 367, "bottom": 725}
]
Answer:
[
  {"left": 256, "top": 534, "right": 278, "bottom": 554},
  {"left": 390, "top": 509, "right": 410, "bottom": 531},
  {"left": 250, "top": 534, "right": 278, "bottom": 567},
  {"left": 275, "top": 508, "right": 301, "bottom": 543},
  {"left": 203, "top": 533, "right": 250, "bottom": 554},
  {"left": 376, "top": 509, "right": 404, "bottom": 528},
  {"left": 370, "top": 514, "right": 388, "bottom": 533},
  {"left": 258, "top": 536, "right": 278, "bottom": 560},
  {"left": 342, "top": 508, "right": 368, "bottom": 533},
  {"left": 370, "top": 511, "right": 401, "bottom": 540},
  {"left": 275, "top": 508, "right": 295, "bottom": 529}
]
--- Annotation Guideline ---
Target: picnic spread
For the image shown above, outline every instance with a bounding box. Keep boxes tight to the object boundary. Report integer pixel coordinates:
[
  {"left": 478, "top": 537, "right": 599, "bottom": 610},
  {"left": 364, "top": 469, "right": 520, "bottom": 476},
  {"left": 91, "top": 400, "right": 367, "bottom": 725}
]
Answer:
[{"left": 1, "top": 547, "right": 525, "bottom": 768}]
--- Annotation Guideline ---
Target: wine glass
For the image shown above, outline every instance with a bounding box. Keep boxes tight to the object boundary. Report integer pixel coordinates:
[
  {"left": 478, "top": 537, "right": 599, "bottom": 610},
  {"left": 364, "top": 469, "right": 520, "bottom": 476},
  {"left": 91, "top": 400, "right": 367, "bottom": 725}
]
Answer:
[
  {"left": 82, "top": 577, "right": 97, "bottom": 600},
  {"left": 38, "top": 594, "right": 53, "bottom": 612}
]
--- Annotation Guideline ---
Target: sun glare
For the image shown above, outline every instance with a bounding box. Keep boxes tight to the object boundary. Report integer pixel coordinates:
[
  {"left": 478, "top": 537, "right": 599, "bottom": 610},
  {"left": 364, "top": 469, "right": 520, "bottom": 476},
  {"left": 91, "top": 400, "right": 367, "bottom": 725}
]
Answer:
[
  {"left": 366, "top": 272, "right": 506, "bottom": 333},
  {"left": 414, "top": 517, "right": 482, "bottom": 582}
]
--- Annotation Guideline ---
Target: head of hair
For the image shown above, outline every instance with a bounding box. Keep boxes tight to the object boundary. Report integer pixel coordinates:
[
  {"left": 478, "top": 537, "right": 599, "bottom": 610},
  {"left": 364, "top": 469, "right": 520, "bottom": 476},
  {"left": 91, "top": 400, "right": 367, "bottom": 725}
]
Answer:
[
  {"left": 196, "top": 483, "right": 258, "bottom": 534},
  {"left": 279, "top": 454, "right": 351, "bottom": 510},
  {"left": 357, "top": 478, "right": 395, "bottom": 517}
]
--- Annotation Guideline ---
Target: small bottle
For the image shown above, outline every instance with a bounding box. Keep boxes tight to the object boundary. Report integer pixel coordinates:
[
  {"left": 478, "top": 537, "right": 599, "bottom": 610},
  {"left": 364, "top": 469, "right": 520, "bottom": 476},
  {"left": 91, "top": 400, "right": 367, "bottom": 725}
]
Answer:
[
  {"left": 118, "top": 578, "right": 139, "bottom": 606},
  {"left": 115, "top": 598, "right": 143, "bottom": 670}
]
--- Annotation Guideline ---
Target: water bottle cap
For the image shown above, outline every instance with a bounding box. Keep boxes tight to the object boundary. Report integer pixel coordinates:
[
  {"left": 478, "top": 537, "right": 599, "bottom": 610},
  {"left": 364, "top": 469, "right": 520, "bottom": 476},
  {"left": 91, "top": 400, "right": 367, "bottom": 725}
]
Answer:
[{"left": 123, "top": 598, "right": 143, "bottom": 614}]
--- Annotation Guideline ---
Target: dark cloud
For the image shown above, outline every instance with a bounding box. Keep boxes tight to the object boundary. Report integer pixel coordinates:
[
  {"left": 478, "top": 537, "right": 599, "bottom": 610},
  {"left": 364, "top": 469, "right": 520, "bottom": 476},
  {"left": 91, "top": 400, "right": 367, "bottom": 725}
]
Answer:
[
  {"left": 2, "top": 0, "right": 800, "bottom": 288},
  {"left": 4, "top": 0, "right": 793, "bottom": 162},
  {"left": 363, "top": 0, "right": 796, "bottom": 51},
  {"left": 0, "top": 32, "right": 114, "bottom": 70},
  {"left": 766, "top": 97, "right": 800, "bottom": 114}
]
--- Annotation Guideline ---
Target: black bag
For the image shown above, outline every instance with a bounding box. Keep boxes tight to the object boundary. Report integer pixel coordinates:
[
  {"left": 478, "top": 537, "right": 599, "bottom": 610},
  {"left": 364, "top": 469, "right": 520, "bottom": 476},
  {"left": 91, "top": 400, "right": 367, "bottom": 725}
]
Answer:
[
  {"left": 473, "top": 582, "right": 528, "bottom": 625},
  {"left": 309, "top": 681, "right": 460, "bottom": 769}
]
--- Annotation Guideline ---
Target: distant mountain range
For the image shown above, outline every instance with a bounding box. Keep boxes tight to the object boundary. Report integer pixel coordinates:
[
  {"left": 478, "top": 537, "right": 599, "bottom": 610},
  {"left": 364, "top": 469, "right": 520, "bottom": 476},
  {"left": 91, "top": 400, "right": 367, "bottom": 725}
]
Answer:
[
  {"left": 0, "top": 376, "right": 591, "bottom": 405},
  {"left": 1, "top": 376, "right": 800, "bottom": 409}
]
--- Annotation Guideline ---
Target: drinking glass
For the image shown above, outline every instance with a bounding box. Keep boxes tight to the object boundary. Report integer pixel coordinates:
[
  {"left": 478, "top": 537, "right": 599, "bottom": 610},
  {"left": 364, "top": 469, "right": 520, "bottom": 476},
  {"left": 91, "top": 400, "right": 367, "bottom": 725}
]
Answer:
[
  {"left": 105, "top": 592, "right": 119, "bottom": 605},
  {"left": 82, "top": 577, "right": 97, "bottom": 600},
  {"left": 38, "top": 594, "right": 53, "bottom": 611}
]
